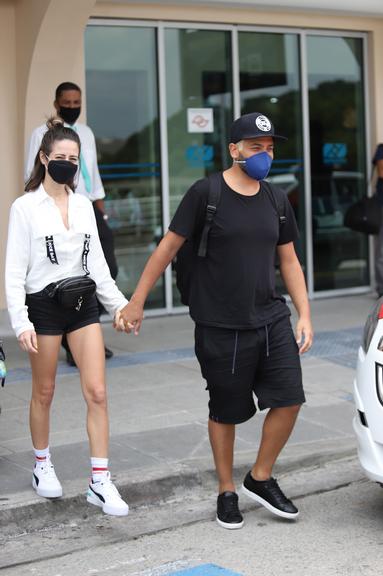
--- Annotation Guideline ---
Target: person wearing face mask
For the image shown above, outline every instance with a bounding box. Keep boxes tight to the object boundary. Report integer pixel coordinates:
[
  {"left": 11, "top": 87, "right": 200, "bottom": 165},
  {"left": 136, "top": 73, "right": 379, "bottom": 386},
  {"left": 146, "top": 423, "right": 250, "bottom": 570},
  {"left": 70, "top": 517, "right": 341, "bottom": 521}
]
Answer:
[
  {"left": 118, "top": 112, "right": 313, "bottom": 530},
  {"left": 6, "top": 118, "right": 131, "bottom": 516},
  {"left": 25, "top": 82, "right": 117, "bottom": 366}
]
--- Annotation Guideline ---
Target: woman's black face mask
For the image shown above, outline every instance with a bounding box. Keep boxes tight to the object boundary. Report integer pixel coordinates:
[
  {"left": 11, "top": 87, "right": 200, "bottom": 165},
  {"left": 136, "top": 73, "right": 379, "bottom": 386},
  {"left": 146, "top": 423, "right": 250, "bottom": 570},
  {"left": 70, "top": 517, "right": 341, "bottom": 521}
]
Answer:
[{"left": 46, "top": 157, "right": 78, "bottom": 184}]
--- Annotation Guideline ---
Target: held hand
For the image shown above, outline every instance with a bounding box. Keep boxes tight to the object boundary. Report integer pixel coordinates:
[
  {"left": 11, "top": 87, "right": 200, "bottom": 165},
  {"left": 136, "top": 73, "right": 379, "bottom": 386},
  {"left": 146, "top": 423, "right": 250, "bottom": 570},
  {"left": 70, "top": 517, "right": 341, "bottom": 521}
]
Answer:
[
  {"left": 18, "top": 330, "right": 38, "bottom": 354},
  {"left": 119, "top": 300, "right": 144, "bottom": 335},
  {"left": 295, "top": 317, "right": 313, "bottom": 355},
  {"left": 113, "top": 310, "right": 126, "bottom": 332}
]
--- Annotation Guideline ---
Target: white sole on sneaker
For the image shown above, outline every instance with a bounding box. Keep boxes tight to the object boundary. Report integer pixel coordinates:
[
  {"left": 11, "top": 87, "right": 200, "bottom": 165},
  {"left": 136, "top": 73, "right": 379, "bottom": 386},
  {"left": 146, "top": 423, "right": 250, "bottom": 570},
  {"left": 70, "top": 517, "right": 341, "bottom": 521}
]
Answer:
[
  {"left": 241, "top": 485, "right": 299, "bottom": 519},
  {"left": 32, "top": 475, "right": 62, "bottom": 498},
  {"left": 216, "top": 516, "right": 244, "bottom": 530},
  {"left": 87, "top": 491, "right": 129, "bottom": 517}
]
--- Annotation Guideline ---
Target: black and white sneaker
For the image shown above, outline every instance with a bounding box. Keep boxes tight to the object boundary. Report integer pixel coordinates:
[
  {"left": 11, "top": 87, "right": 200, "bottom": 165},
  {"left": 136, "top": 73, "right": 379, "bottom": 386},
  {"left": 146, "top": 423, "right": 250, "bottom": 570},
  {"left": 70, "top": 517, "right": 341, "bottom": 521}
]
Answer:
[
  {"left": 216, "top": 491, "right": 244, "bottom": 529},
  {"left": 32, "top": 455, "right": 62, "bottom": 498},
  {"left": 242, "top": 472, "right": 298, "bottom": 519},
  {"left": 87, "top": 472, "right": 129, "bottom": 516}
]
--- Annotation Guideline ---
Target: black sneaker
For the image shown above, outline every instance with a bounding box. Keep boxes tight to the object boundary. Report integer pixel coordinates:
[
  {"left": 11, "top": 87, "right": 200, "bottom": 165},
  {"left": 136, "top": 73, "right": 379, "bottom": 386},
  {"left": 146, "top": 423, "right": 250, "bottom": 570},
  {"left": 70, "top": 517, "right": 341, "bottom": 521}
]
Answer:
[
  {"left": 242, "top": 472, "right": 299, "bottom": 519},
  {"left": 104, "top": 346, "right": 114, "bottom": 360},
  {"left": 216, "top": 491, "right": 244, "bottom": 530}
]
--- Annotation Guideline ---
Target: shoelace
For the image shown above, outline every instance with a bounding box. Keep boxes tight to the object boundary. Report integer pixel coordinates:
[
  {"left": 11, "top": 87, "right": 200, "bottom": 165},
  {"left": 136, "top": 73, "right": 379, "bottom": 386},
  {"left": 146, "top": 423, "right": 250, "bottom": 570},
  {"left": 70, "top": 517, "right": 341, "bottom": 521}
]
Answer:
[
  {"left": 95, "top": 472, "right": 121, "bottom": 498},
  {"left": 263, "top": 478, "right": 291, "bottom": 504},
  {"left": 221, "top": 495, "right": 241, "bottom": 518},
  {"left": 36, "top": 458, "right": 57, "bottom": 479}
]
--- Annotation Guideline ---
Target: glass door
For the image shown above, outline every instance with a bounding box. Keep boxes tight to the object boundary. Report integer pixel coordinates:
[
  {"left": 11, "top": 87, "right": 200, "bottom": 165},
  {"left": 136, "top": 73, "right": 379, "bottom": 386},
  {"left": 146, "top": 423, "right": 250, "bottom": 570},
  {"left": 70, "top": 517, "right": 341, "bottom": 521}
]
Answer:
[
  {"left": 307, "top": 34, "right": 368, "bottom": 291},
  {"left": 164, "top": 27, "right": 233, "bottom": 306},
  {"left": 85, "top": 25, "right": 164, "bottom": 308},
  {"left": 238, "top": 31, "right": 305, "bottom": 269}
]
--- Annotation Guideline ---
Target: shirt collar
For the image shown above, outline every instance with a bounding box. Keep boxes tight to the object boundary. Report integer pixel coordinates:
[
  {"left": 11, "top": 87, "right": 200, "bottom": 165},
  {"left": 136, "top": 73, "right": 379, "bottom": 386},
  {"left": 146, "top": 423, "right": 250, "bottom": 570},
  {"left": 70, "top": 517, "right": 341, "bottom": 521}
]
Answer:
[{"left": 34, "top": 183, "right": 73, "bottom": 205}]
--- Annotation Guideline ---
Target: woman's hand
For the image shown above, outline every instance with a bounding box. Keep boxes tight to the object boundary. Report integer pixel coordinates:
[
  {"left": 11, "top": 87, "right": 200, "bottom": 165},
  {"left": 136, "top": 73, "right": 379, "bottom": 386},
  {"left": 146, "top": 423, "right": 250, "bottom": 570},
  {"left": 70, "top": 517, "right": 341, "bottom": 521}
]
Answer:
[
  {"left": 119, "top": 300, "right": 144, "bottom": 335},
  {"left": 114, "top": 309, "right": 129, "bottom": 332},
  {"left": 18, "top": 330, "right": 38, "bottom": 354}
]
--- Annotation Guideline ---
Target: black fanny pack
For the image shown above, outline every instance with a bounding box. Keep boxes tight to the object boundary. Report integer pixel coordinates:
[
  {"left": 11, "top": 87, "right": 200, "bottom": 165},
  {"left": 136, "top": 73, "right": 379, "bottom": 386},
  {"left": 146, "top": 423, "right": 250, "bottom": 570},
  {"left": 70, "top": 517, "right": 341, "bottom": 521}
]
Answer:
[
  {"left": 44, "top": 276, "right": 96, "bottom": 311},
  {"left": 43, "top": 234, "right": 96, "bottom": 312}
]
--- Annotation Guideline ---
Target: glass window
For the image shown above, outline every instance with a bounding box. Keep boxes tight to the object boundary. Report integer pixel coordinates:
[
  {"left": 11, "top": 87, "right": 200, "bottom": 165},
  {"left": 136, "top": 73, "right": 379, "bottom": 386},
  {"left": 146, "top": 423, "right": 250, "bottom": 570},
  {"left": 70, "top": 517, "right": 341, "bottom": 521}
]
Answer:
[
  {"left": 307, "top": 35, "right": 368, "bottom": 291},
  {"left": 164, "top": 28, "right": 233, "bottom": 305},
  {"left": 85, "top": 26, "right": 164, "bottom": 308}
]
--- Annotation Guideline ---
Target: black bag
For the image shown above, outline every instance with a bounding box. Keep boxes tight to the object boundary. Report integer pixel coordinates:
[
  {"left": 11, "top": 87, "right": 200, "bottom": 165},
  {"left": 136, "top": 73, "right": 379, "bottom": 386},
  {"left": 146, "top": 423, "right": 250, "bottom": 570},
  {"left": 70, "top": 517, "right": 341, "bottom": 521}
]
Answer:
[
  {"left": 44, "top": 276, "right": 96, "bottom": 311},
  {"left": 175, "top": 173, "right": 222, "bottom": 306},
  {"left": 174, "top": 175, "right": 286, "bottom": 306},
  {"left": 43, "top": 233, "right": 96, "bottom": 311},
  {"left": 344, "top": 195, "right": 381, "bottom": 235}
]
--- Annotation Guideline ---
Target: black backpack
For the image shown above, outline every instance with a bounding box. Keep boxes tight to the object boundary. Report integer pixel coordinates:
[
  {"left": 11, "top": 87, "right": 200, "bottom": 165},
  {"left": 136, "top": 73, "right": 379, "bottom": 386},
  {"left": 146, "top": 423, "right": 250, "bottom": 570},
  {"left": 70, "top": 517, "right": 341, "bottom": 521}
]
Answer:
[{"left": 174, "top": 174, "right": 286, "bottom": 306}]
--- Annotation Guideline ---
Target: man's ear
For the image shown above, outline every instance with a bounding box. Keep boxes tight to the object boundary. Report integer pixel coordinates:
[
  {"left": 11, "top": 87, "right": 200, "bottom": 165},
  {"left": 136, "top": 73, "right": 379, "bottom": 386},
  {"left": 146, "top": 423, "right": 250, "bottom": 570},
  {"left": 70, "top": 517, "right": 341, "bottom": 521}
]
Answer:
[
  {"left": 53, "top": 100, "right": 59, "bottom": 113},
  {"left": 229, "top": 142, "right": 240, "bottom": 160}
]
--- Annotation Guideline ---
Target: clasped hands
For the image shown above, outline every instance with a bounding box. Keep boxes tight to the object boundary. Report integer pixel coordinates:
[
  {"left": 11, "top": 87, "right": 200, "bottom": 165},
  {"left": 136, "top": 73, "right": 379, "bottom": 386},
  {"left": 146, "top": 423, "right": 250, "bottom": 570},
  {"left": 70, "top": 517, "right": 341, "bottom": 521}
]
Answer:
[{"left": 114, "top": 300, "right": 143, "bottom": 335}]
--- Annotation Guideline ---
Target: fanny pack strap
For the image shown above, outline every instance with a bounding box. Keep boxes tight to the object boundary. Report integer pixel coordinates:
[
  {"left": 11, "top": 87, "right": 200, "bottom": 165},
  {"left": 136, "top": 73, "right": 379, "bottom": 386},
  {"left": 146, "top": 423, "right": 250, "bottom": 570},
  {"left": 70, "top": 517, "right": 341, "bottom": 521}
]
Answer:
[{"left": 45, "top": 234, "right": 91, "bottom": 276}]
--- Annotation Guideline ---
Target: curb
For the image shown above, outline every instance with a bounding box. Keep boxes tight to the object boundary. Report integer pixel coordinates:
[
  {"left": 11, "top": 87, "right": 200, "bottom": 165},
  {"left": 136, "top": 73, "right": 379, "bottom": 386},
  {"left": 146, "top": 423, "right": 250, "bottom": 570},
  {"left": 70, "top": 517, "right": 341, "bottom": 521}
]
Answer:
[{"left": 0, "top": 443, "right": 357, "bottom": 539}]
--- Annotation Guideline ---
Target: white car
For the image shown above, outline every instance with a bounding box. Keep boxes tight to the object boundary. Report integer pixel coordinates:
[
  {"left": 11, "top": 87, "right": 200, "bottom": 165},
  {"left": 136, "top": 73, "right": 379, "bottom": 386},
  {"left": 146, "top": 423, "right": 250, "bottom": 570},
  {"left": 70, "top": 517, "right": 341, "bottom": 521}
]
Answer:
[{"left": 354, "top": 298, "right": 383, "bottom": 484}]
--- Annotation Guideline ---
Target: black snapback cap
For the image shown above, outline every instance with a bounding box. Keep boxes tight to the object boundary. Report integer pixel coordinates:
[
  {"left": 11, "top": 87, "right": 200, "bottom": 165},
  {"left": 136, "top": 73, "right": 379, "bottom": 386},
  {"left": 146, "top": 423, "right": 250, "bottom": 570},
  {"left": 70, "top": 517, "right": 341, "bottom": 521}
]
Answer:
[{"left": 230, "top": 112, "right": 287, "bottom": 143}]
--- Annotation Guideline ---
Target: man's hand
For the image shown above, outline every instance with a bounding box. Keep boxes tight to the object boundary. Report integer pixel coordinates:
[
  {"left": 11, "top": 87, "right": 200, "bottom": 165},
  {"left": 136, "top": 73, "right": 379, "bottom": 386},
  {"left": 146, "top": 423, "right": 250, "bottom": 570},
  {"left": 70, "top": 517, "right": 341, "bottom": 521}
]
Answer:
[
  {"left": 18, "top": 330, "right": 38, "bottom": 354},
  {"left": 295, "top": 317, "right": 313, "bottom": 354},
  {"left": 118, "top": 300, "right": 144, "bottom": 335}
]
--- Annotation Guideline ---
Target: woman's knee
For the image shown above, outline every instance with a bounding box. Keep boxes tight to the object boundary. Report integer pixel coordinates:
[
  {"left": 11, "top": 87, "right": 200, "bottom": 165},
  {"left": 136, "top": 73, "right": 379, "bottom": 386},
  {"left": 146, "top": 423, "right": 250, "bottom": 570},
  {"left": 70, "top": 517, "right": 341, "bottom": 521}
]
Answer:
[
  {"left": 85, "top": 383, "right": 107, "bottom": 407},
  {"left": 32, "top": 382, "right": 55, "bottom": 408}
]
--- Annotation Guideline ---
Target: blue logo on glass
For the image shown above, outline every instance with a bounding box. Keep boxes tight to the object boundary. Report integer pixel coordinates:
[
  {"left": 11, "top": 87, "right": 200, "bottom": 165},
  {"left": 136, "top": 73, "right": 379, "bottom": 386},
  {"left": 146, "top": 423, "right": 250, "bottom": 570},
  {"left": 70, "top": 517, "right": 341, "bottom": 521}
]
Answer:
[
  {"left": 186, "top": 145, "right": 214, "bottom": 168},
  {"left": 323, "top": 143, "right": 347, "bottom": 165}
]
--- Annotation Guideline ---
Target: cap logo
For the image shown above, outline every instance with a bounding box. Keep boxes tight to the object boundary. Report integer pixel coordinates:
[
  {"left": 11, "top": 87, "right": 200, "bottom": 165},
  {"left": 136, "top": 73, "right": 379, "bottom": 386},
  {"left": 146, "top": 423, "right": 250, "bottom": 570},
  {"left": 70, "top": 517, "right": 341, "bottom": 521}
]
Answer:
[{"left": 255, "top": 115, "right": 271, "bottom": 132}]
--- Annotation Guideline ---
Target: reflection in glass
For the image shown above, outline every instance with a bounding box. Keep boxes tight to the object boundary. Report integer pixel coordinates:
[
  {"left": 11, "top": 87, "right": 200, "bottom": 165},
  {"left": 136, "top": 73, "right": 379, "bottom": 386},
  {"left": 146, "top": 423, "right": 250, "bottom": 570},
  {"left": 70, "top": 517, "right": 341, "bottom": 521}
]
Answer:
[
  {"left": 85, "top": 26, "right": 164, "bottom": 308},
  {"left": 165, "top": 28, "right": 233, "bottom": 305},
  {"left": 307, "top": 35, "right": 368, "bottom": 290}
]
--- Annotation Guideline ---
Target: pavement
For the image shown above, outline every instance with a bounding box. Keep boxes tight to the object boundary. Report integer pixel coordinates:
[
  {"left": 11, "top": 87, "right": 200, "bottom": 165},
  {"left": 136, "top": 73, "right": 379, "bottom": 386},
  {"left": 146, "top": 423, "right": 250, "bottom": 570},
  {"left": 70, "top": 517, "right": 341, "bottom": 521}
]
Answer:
[{"left": 0, "top": 292, "right": 377, "bottom": 538}]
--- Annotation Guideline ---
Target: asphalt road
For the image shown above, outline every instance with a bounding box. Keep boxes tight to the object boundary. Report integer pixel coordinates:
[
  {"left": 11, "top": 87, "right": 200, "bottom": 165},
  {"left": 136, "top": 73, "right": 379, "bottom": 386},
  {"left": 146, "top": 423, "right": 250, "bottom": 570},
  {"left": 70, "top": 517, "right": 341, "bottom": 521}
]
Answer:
[{"left": 2, "top": 456, "right": 383, "bottom": 576}]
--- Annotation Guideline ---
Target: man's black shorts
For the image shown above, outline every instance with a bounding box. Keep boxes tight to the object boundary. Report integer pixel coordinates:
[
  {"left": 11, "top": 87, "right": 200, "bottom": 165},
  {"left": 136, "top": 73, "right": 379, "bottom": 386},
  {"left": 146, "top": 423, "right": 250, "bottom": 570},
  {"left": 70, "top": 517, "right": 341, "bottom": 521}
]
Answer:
[
  {"left": 194, "top": 315, "right": 305, "bottom": 424},
  {"left": 26, "top": 291, "right": 99, "bottom": 335}
]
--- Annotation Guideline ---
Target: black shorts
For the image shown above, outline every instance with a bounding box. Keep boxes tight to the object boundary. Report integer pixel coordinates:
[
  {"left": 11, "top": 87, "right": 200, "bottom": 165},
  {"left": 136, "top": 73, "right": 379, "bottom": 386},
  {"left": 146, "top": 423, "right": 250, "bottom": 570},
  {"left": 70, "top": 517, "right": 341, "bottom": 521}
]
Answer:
[
  {"left": 25, "top": 290, "right": 100, "bottom": 336},
  {"left": 194, "top": 315, "right": 305, "bottom": 424}
]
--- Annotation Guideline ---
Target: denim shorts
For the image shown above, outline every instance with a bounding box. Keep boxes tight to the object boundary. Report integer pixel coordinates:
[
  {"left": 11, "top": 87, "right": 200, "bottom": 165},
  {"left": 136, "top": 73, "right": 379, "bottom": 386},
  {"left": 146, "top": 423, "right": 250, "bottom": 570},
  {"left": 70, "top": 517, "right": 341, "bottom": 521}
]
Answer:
[
  {"left": 194, "top": 315, "right": 305, "bottom": 424},
  {"left": 25, "top": 290, "right": 99, "bottom": 335}
]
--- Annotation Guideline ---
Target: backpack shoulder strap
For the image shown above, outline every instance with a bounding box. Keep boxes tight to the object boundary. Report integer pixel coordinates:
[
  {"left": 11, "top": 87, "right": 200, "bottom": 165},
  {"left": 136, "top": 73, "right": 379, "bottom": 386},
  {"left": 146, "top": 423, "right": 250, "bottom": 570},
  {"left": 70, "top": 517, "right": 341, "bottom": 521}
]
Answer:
[
  {"left": 262, "top": 180, "right": 287, "bottom": 228},
  {"left": 197, "top": 172, "right": 222, "bottom": 258}
]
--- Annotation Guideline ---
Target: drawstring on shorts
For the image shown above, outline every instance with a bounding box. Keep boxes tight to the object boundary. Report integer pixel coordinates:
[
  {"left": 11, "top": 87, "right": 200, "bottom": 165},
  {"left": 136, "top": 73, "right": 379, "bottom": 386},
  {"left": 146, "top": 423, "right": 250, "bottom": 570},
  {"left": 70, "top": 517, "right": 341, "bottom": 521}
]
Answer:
[
  {"left": 232, "top": 330, "right": 239, "bottom": 374},
  {"left": 265, "top": 325, "right": 270, "bottom": 357}
]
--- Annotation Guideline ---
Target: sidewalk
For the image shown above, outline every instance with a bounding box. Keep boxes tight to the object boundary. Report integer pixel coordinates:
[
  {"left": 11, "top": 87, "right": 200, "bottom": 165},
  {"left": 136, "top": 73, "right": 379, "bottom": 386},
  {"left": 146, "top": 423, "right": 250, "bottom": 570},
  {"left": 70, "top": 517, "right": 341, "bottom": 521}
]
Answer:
[{"left": 0, "top": 293, "right": 376, "bottom": 536}]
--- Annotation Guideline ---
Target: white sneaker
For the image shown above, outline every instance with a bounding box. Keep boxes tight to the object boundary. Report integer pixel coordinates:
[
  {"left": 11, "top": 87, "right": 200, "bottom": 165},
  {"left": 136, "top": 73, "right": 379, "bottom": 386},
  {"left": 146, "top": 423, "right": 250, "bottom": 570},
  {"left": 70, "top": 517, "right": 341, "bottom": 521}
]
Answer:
[
  {"left": 87, "top": 471, "right": 129, "bottom": 516},
  {"left": 32, "top": 455, "right": 63, "bottom": 498}
]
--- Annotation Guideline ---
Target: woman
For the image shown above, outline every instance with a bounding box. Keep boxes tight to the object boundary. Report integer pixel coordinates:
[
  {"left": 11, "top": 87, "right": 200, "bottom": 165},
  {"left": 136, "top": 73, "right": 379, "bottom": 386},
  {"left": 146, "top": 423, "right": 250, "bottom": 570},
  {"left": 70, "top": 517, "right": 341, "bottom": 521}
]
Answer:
[{"left": 6, "top": 118, "right": 129, "bottom": 516}]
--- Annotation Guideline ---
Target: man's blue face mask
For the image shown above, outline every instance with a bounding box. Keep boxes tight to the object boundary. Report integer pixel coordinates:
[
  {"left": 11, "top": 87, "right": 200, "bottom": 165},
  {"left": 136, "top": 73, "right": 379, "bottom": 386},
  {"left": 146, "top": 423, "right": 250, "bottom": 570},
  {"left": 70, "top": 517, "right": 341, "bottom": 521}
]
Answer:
[{"left": 235, "top": 151, "right": 273, "bottom": 181}]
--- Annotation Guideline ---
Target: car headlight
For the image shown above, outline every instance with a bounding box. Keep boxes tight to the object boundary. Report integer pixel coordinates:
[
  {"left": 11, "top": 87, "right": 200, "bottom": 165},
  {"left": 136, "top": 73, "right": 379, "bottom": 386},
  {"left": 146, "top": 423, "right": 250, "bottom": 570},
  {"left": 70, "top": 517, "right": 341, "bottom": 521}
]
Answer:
[{"left": 362, "top": 297, "right": 383, "bottom": 353}]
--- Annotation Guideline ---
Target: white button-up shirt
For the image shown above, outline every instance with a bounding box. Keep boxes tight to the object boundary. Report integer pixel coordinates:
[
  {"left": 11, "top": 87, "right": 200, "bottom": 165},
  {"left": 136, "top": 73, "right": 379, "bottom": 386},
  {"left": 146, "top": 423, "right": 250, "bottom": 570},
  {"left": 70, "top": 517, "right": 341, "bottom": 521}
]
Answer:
[
  {"left": 6, "top": 184, "right": 128, "bottom": 337},
  {"left": 25, "top": 123, "right": 105, "bottom": 202}
]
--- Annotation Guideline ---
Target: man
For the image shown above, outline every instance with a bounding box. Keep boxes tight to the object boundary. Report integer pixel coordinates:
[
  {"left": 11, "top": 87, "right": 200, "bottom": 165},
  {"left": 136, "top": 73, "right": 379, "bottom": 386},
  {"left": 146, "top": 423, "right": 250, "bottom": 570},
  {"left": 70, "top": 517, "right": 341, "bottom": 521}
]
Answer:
[
  {"left": 25, "top": 81, "right": 117, "bottom": 364},
  {"left": 119, "top": 112, "right": 313, "bottom": 529}
]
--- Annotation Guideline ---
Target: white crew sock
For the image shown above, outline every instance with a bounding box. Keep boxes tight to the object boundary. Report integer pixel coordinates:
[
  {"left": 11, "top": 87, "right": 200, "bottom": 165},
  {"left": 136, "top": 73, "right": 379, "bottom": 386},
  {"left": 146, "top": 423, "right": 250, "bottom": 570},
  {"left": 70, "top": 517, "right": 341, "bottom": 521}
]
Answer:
[
  {"left": 91, "top": 457, "right": 109, "bottom": 483},
  {"left": 33, "top": 446, "right": 50, "bottom": 465}
]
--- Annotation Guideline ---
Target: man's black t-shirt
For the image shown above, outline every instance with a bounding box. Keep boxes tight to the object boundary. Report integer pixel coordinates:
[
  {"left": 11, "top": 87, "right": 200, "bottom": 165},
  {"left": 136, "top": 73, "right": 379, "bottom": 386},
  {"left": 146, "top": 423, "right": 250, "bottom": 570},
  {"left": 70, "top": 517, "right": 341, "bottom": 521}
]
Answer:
[{"left": 169, "top": 174, "right": 299, "bottom": 329}]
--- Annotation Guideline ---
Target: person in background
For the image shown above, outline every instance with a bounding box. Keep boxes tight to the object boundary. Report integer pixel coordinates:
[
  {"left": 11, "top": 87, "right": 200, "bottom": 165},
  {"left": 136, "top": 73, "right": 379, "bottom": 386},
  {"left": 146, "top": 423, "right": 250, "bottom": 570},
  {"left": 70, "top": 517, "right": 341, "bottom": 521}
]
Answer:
[
  {"left": 373, "top": 143, "right": 383, "bottom": 297},
  {"left": 118, "top": 112, "right": 313, "bottom": 530},
  {"left": 7, "top": 118, "right": 130, "bottom": 516},
  {"left": 25, "top": 81, "right": 117, "bottom": 365}
]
